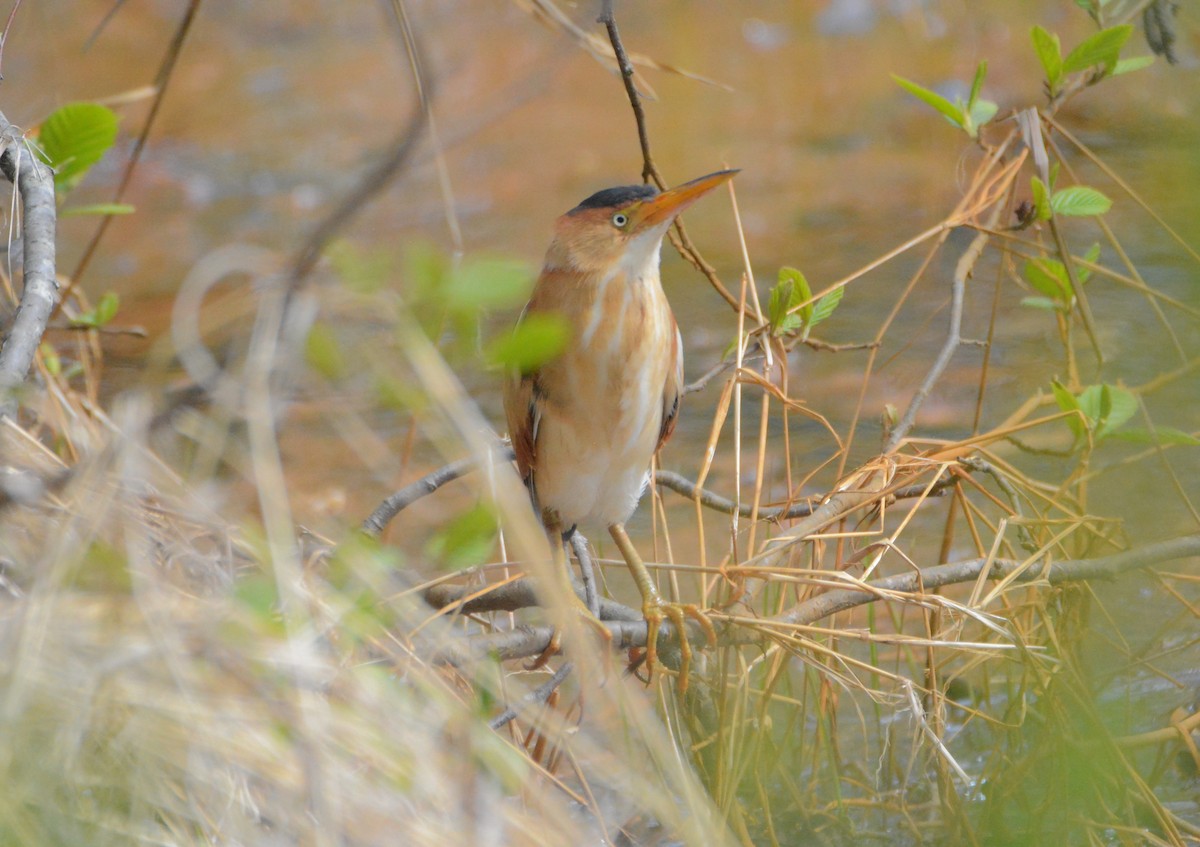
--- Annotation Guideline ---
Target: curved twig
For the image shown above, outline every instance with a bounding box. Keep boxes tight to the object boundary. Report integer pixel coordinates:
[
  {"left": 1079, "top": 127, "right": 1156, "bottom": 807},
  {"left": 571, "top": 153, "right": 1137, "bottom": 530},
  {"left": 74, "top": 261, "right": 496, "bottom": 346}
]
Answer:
[{"left": 0, "top": 111, "right": 57, "bottom": 418}]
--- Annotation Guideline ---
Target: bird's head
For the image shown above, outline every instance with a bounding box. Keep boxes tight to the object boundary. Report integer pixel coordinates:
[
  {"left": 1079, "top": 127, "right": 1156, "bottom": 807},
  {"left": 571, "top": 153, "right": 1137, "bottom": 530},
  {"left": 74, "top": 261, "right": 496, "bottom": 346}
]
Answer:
[{"left": 544, "top": 169, "right": 738, "bottom": 275}]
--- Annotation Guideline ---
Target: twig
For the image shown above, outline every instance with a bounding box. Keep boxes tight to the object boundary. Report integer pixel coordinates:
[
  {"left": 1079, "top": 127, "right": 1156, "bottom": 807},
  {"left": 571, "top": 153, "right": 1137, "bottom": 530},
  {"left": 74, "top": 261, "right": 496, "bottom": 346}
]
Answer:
[
  {"left": 884, "top": 201, "right": 1003, "bottom": 453},
  {"left": 488, "top": 662, "right": 573, "bottom": 730},
  {"left": 287, "top": 10, "right": 429, "bottom": 290},
  {"left": 0, "top": 0, "right": 23, "bottom": 80},
  {"left": 596, "top": 1, "right": 750, "bottom": 318},
  {"left": 361, "top": 446, "right": 515, "bottom": 536},
  {"left": 0, "top": 111, "right": 57, "bottom": 418}
]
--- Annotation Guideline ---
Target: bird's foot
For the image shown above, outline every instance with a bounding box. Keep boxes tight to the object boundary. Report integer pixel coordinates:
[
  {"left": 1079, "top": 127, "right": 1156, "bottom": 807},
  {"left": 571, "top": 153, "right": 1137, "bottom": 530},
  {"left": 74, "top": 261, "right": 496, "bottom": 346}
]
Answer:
[{"left": 641, "top": 599, "right": 717, "bottom": 694}]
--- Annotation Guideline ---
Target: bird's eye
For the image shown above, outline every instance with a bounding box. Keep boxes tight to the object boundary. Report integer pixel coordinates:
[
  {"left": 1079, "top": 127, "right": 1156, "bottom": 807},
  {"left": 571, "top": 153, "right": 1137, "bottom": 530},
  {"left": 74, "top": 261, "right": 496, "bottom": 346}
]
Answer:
[{"left": 611, "top": 212, "right": 629, "bottom": 228}]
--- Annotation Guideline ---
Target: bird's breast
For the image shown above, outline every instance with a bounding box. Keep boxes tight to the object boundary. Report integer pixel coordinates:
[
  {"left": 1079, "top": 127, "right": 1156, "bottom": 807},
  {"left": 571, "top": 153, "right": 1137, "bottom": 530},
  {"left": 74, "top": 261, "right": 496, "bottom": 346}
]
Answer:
[{"left": 533, "top": 270, "right": 677, "bottom": 527}]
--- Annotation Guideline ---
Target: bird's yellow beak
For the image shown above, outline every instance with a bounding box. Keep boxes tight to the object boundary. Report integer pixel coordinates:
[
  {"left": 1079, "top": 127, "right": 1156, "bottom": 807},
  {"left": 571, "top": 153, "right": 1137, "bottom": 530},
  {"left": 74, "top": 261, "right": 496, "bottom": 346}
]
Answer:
[{"left": 630, "top": 169, "right": 739, "bottom": 231}]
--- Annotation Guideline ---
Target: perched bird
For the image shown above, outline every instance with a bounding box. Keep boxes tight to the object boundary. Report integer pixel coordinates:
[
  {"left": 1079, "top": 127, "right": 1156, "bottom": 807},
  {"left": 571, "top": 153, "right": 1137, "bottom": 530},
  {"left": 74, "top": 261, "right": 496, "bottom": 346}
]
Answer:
[{"left": 504, "top": 170, "right": 736, "bottom": 688}]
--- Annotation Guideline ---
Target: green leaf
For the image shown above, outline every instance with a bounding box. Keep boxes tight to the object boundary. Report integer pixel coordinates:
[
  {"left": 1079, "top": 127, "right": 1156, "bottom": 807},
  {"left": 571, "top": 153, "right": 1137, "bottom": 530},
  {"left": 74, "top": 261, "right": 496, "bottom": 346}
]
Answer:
[
  {"left": 486, "top": 313, "right": 569, "bottom": 374},
  {"left": 39, "top": 342, "right": 61, "bottom": 376},
  {"left": 967, "top": 99, "right": 999, "bottom": 132},
  {"left": 427, "top": 503, "right": 498, "bottom": 570},
  {"left": 768, "top": 267, "right": 811, "bottom": 337},
  {"left": 1051, "top": 380, "right": 1086, "bottom": 445},
  {"left": 1050, "top": 185, "right": 1112, "bottom": 217},
  {"left": 1062, "top": 24, "right": 1133, "bottom": 76},
  {"left": 305, "top": 323, "right": 346, "bottom": 379},
  {"left": 61, "top": 203, "right": 135, "bottom": 217},
  {"left": 1024, "top": 258, "right": 1071, "bottom": 302},
  {"left": 808, "top": 285, "right": 844, "bottom": 331},
  {"left": 1113, "top": 55, "right": 1154, "bottom": 76},
  {"left": 71, "top": 291, "right": 120, "bottom": 328},
  {"left": 95, "top": 291, "right": 119, "bottom": 326},
  {"left": 1108, "top": 427, "right": 1200, "bottom": 446},
  {"left": 1075, "top": 243, "right": 1102, "bottom": 284},
  {"left": 1073, "top": 0, "right": 1099, "bottom": 20},
  {"left": 1077, "top": 384, "right": 1137, "bottom": 440},
  {"left": 1031, "top": 26, "right": 1064, "bottom": 91},
  {"left": 968, "top": 61, "right": 988, "bottom": 110},
  {"left": 1031, "top": 176, "right": 1052, "bottom": 221},
  {"left": 892, "top": 74, "right": 965, "bottom": 129},
  {"left": 445, "top": 259, "right": 532, "bottom": 314},
  {"left": 36, "top": 102, "right": 119, "bottom": 193}
]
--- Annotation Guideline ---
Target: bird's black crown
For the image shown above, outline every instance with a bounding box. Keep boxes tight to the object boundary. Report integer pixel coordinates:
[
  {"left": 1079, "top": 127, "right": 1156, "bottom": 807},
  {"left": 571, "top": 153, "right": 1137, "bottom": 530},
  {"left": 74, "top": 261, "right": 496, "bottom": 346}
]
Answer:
[{"left": 568, "top": 183, "right": 658, "bottom": 214}]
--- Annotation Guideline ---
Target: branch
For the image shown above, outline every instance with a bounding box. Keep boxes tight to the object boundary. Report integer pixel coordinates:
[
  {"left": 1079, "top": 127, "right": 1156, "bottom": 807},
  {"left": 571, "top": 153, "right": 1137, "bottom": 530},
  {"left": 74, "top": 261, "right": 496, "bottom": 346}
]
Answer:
[
  {"left": 361, "top": 445, "right": 515, "bottom": 536},
  {"left": 773, "top": 533, "right": 1200, "bottom": 627},
  {"left": 0, "top": 112, "right": 58, "bottom": 418},
  {"left": 489, "top": 661, "right": 573, "bottom": 730},
  {"left": 423, "top": 575, "right": 642, "bottom": 623},
  {"left": 434, "top": 534, "right": 1200, "bottom": 664}
]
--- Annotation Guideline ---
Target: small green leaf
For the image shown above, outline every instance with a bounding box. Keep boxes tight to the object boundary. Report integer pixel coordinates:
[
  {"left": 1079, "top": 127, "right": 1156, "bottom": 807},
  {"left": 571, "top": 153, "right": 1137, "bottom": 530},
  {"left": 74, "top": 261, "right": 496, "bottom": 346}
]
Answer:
[
  {"left": 1109, "top": 427, "right": 1200, "bottom": 446},
  {"left": 809, "top": 285, "right": 843, "bottom": 326},
  {"left": 305, "top": 323, "right": 346, "bottom": 379},
  {"left": 1031, "top": 176, "right": 1052, "bottom": 221},
  {"left": 968, "top": 61, "right": 988, "bottom": 110},
  {"left": 967, "top": 100, "right": 999, "bottom": 132},
  {"left": 1062, "top": 25, "right": 1133, "bottom": 76},
  {"left": 1032, "top": 26, "right": 1064, "bottom": 92},
  {"left": 39, "top": 342, "right": 61, "bottom": 376},
  {"left": 1113, "top": 55, "right": 1154, "bottom": 76},
  {"left": 892, "top": 74, "right": 965, "bottom": 128},
  {"left": 94, "top": 291, "right": 119, "bottom": 326},
  {"left": 1076, "top": 243, "right": 1102, "bottom": 284},
  {"left": 1077, "top": 384, "right": 1137, "bottom": 440},
  {"left": 1052, "top": 380, "right": 1086, "bottom": 445},
  {"left": 427, "top": 503, "right": 498, "bottom": 570},
  {"left": 1050, "top": 186, "right": 1112, "bottom": 217},
  {"left": 768, "top": 267, "right": 811, "bottom": 337},
  {"left": 71, "top": 291, "right": 120, "bottom": 328},
  {"left": 487, "top": 313, "right": 569, "bottom": 374},
  {"left": 1024, "top": 258, "right": 1071, "bottom": 302},
  {"left": 1073, "top": 0, "right": 1099, "bottom": 21},
  {"left": 1020, "top": 296, "right": 1062, "bottom": 312},
  {"left": 61, "top": 203, "right": 135, "bottom": 217},
  {"left": 37, "top": 102, "right": 119, "bottom": 192}
]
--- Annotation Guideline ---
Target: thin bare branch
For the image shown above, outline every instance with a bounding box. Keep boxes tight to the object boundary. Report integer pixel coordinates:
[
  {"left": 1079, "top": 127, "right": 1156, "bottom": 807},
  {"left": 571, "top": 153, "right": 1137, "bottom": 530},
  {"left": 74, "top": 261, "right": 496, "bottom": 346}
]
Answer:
[{"left": 0, "top": 112, "right": 57, "bottom": 417}]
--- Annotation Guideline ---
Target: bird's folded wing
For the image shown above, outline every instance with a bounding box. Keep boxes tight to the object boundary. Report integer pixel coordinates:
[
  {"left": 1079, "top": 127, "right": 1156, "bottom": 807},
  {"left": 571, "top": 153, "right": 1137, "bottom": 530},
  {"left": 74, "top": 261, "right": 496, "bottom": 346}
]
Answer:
[{"left": 656, "top": 323, "right": 684, "bottom": 453}]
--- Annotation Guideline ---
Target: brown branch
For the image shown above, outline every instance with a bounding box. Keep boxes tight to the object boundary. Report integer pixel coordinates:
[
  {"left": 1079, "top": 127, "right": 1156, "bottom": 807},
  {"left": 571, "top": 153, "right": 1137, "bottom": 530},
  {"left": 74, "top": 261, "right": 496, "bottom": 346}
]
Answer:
[
  {"left": 423, "top": 575, "right": 642, "bottom": 623},
  {"left": 0, "top": 112, "right": 57, "bottom": 417}
]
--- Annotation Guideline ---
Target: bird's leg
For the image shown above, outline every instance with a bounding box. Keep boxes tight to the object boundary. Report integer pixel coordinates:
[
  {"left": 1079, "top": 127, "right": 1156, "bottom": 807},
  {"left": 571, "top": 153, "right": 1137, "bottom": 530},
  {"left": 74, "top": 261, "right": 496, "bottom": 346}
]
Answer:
[
  {"left": 608, "top": 523, "right": 717, "bottom": 694},
  {"left": 526, "top": 513, "right": 612, "bottom": 670}
]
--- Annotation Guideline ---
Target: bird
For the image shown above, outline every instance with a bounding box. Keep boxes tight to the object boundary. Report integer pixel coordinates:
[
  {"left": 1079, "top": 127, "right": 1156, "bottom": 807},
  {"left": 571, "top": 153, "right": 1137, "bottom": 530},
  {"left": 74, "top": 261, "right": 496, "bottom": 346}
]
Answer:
[{"left": 503, "top": 169, "right": 737, "bottom": 690}]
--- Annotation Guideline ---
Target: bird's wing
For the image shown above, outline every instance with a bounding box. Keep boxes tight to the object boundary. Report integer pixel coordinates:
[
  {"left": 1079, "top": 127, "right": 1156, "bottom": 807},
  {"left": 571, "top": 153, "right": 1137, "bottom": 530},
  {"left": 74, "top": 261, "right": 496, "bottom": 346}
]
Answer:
[
  {"left": 503, "top": 366, "right": 539, "bottom": 485},
  {"left": 656, "top": 321, "right": 684, "bottom": 453}
]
